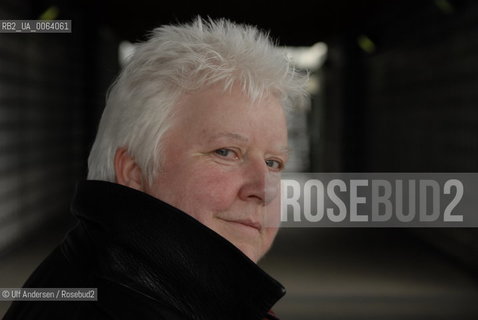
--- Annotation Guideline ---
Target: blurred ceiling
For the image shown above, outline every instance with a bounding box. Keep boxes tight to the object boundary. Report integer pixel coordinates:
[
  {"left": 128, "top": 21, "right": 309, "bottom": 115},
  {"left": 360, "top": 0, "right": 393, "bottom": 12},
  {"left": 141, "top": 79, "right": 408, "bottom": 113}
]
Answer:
[{"left": 71, "top": 0, "right": 387, "bottom": 46}]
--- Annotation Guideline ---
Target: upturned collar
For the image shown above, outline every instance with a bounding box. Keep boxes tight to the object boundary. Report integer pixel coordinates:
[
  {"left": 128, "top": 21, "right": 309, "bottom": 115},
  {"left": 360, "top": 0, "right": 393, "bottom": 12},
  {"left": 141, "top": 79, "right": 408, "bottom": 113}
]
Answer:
[{"left": 65, "top": 180, "right": 285, "bottom": 320}]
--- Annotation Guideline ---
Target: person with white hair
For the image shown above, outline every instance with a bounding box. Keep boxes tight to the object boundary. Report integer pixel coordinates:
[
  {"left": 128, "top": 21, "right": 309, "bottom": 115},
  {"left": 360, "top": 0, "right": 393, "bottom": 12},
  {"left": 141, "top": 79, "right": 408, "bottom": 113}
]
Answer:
[{"left": 5, "top": 17, "right": 307, "bottom": 320}]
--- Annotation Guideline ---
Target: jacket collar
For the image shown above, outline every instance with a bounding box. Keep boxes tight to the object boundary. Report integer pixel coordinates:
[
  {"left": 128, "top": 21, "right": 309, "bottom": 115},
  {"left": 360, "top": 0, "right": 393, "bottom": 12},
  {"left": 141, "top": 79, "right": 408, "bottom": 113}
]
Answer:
[{"left": 67, "top": 180, "right": 285, "bottom": 320}]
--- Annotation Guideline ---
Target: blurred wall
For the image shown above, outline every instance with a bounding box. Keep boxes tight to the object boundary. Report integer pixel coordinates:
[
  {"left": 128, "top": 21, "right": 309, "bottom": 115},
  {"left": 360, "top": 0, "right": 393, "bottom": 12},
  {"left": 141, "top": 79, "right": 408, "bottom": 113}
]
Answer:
[
  {"left": 0, "top": 0, "right": 119, "bottom": 254},
  {"left": 316, "top": 0, "right": 478, "bottom": 272},
  {"left": 320, "top": 0, "right": 478, "bottom": 173}
]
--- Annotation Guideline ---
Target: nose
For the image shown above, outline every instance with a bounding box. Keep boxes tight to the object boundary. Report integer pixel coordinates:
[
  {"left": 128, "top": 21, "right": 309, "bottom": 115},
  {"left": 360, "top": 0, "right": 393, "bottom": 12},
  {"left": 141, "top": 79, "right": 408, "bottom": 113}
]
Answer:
[{"left": 238, "top": 158, "right": 280, "bottom": 205}]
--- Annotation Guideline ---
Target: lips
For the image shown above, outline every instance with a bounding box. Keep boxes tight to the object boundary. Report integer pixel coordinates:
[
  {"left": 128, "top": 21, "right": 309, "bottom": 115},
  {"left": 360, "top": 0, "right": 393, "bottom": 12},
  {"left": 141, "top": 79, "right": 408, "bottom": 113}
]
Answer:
[{"left": 222, "top": 218, "right": 262, "bottom": 232}]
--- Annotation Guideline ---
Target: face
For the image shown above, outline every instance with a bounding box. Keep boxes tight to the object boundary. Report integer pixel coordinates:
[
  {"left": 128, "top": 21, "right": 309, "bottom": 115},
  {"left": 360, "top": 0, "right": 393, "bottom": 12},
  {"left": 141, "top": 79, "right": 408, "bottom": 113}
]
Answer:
[{"left": 144, "top": 84, "right": 288, "bottom": 262}]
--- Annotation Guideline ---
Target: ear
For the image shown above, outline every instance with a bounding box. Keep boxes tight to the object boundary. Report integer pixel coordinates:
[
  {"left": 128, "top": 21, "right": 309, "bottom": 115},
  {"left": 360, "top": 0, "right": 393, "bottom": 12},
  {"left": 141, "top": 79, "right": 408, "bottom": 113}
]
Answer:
[{"left": 114, "top": 147, "right": 145, "bottom": 191}]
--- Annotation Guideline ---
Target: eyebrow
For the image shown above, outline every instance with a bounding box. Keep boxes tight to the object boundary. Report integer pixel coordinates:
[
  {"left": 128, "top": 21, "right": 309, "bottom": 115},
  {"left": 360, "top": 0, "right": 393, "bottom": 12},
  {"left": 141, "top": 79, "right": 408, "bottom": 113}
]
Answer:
[
  {"left": 208, "top": 132, "right": 249, "bottom": 143},
  {"left": 208, "top": 132, "right": 289, "bottom": 155},
  {"left": 279, "top": 146, "right": 290, "bottom": 154}
]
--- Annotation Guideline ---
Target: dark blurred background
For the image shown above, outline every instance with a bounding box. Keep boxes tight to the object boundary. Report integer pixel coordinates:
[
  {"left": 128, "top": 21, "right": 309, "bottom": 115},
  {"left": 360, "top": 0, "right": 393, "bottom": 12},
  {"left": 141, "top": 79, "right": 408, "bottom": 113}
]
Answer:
[{"left": 1, "top": 0, "right": 478, "bottom": 319}]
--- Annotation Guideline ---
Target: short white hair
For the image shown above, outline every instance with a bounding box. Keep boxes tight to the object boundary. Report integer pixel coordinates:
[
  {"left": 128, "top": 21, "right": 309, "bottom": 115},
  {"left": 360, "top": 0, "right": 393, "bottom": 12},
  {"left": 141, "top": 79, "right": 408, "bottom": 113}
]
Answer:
[{"left": 87, "top": 17, "right": 308, "bottom": 184}]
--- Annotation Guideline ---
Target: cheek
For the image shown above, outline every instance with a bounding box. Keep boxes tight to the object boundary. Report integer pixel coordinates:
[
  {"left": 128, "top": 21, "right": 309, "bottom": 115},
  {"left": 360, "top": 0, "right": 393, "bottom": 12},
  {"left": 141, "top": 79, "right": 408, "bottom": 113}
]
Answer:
[
  {"left": 178, "top": 168, "right": 241, "bottom": 218},
  {"left": 263, "top": 195, "right": 282, "bottom": 228}
]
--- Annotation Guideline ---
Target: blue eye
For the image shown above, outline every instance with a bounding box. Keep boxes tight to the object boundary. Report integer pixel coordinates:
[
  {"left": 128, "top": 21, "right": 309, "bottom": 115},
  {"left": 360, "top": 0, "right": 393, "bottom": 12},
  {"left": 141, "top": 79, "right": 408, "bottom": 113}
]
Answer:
[
  {"left": 214, "top": 148, "right": 238, "bottom": 159},
  {"left": 265, "top": 159, "right": 283, "bottom": 170}
]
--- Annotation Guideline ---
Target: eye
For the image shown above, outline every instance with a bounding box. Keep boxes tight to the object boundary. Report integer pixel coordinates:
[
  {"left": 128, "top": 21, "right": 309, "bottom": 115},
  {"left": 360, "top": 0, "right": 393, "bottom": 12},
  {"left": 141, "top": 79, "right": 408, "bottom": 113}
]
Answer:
[
  {"left": 265, "top": 159, "right": 283, "bottom": 170},
  {"left": 214, "top": 148, "right": 239, "bottom": 159}
]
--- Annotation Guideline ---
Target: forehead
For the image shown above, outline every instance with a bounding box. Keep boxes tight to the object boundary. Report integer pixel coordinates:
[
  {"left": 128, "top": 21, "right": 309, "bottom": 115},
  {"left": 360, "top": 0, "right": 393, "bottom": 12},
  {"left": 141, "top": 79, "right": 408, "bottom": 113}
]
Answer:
[
  {"left": 161, "top": 87, "right": 287, "bottom": 152},
  {"left": 173, "top": 84, "right": 286, "bottom": 124},
  {"left": 161, "top": 84, "right": 287, "bottom": 157}
]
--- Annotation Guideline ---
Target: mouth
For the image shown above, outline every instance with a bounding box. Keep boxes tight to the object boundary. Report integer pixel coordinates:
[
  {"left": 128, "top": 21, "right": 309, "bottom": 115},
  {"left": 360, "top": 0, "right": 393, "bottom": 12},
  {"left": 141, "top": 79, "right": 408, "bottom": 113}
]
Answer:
[{"left": 221, "top": 218, "right": 262, "bottom": 232}]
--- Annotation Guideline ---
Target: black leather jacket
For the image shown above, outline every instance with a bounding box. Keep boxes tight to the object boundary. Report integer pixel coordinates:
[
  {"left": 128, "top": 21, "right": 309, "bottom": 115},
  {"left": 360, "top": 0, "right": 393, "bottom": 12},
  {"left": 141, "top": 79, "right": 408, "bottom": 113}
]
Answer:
[{"left": 4, "top": 181, "right": 285, "bottom": 320}]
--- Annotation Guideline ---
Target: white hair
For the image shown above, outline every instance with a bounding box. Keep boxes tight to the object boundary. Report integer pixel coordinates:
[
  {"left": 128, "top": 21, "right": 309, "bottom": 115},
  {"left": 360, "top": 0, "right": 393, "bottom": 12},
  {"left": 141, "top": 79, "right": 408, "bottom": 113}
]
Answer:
[{"left": 87, "top": 17, "right": 308, "bottom": 184}]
